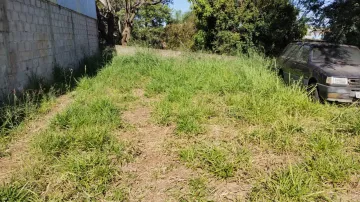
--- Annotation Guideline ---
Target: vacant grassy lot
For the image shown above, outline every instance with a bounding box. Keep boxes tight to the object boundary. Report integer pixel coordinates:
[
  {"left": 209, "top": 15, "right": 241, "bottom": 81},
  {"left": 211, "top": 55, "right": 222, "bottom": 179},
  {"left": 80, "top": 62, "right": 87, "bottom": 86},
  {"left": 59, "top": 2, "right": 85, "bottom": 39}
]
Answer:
[{"left": 1, "top": 51, "right": 360, "bottom": 201}]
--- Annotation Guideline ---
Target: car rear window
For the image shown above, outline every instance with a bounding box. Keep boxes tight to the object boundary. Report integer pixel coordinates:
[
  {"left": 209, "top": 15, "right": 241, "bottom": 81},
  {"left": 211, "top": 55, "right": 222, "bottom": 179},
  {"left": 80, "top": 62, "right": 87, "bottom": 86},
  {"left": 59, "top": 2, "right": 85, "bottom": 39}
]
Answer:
[{"left": 312, "top": 46, "right": 360, "bottom": 65}]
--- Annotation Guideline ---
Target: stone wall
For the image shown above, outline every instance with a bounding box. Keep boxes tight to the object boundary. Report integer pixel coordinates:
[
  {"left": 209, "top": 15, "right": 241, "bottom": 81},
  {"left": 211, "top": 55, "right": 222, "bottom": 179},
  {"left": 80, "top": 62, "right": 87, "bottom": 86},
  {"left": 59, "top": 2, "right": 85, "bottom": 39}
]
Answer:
[{"left": 0, "top": 0, "right": 99, "bottom": 97}]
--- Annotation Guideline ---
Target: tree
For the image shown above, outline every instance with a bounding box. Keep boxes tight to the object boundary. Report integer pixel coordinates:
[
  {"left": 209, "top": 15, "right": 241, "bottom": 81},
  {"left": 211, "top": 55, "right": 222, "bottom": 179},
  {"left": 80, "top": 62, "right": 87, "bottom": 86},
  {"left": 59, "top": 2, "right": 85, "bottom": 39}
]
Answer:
[
  {"left": 120, "top": 0, "right": 172, "bottom": 46},
  {"left": 97, "top": 0, "right": 172, "bottom": 46},
  {"left": 130, "top": 3, "right": 172, "bottom": 48},
  {"left": 96, "top": 0, "right": 124, "bottom": 45},
  {"left": 298, "top": 0, "right": 360, "bottom": 47},
  {"left": 190, "top": 0, "right": 306, "bottom": 55},
  {"left": 254, "top": 0, "right": 307, "bottom": 55},
  {"left": 165, "top": 11, "right": 197, "bottom": 50},
  {"left": 323, "top": 0, "right": 360, "bottom": 47}
]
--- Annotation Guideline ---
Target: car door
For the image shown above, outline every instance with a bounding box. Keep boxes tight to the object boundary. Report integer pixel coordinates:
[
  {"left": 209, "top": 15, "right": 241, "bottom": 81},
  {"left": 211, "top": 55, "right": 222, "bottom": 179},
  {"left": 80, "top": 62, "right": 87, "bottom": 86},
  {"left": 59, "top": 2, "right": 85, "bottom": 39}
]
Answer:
[
  {"left": 294, "top": 45, "right": 311, "bottom": 85},
  {"left": 279, "top": 43, "right": 302, "bottom": 83}
]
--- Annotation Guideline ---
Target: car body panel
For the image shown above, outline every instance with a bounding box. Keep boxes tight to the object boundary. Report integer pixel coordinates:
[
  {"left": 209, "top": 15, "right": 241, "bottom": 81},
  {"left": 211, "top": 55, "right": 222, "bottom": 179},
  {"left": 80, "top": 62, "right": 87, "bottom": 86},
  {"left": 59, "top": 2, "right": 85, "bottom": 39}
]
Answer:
[{"left": 316, "top": 63, "right": 360, "bottom": 78}]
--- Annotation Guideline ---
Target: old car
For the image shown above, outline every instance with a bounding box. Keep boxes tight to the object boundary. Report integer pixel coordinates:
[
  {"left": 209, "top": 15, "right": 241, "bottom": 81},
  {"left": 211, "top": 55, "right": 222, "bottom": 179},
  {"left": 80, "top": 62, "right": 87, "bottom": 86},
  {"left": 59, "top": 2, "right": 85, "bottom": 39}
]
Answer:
[{"left": 278, "top": 41, "right": 360, "bottom": 103}]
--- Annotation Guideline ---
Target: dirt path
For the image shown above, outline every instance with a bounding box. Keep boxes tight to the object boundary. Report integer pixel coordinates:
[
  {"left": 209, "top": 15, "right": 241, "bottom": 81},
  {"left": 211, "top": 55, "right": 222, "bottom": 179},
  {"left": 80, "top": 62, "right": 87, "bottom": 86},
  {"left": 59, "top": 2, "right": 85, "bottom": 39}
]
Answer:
[
  {"left": 0, "top": 94, "right": 73, "bottom": 183},
  {"left": 118, "top": 89, "right": 259, "bottom": 201},
  {"left": 119, "top": 90, "right": 196, "bottom": 201}
]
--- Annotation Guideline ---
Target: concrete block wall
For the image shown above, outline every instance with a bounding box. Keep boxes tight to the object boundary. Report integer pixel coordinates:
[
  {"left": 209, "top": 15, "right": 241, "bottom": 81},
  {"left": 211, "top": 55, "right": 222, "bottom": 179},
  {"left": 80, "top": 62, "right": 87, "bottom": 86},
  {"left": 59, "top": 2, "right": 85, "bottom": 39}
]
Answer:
[
  {"left": 50, "top": 4, "right": 76, "bottom": 68},
  {"left": 87, "top": 17, "right": 99, "bottom": 55},
  {"left": 6, "top": 0, "right": 54, "bottom": 91},
  {"left": 0, "top": 1, "right": 9, "bottom": 94},
  {"left": 0, "top": 0, "right": 99, "bottom": 97},
  {"left": 73, "top": 12, "right": 90, "bottom": 59}
]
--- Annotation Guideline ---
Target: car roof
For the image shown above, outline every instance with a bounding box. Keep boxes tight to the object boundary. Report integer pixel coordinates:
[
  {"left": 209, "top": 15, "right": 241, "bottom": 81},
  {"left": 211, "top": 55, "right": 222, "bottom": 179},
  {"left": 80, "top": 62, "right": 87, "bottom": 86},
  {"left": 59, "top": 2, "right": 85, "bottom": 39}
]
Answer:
[{"left": 291, "top": 40, "right": 359, "bottom": 49}]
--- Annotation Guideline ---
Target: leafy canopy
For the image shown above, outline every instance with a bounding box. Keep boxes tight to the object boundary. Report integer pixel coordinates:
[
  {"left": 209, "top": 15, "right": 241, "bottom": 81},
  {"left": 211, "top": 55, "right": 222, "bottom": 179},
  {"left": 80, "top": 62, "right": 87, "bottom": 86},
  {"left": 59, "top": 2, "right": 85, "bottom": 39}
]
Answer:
[
  {"left": 297, "top": 0, "right": 360, "bottom": 47},
  {"left": 190, "top": 0, "right": 306, "bottom": 55}
]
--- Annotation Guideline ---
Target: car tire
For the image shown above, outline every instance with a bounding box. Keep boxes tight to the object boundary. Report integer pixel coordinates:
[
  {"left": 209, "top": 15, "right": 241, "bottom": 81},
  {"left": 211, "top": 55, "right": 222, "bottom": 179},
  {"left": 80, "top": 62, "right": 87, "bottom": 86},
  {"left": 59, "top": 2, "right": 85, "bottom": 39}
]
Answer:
[
  {"left": 278, "top": 69, "right": 284, "bottom": 79},
  {"left": 308, "top": 83, "right": 322, "bottom": 103}
]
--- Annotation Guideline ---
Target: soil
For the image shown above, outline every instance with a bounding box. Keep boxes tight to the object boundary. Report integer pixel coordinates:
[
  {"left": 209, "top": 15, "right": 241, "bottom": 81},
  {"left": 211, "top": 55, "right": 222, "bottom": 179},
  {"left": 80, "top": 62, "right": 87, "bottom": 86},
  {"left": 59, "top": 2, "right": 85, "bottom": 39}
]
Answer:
[{"left": 119, "top": 89, "right": 196, "bottom": 201}]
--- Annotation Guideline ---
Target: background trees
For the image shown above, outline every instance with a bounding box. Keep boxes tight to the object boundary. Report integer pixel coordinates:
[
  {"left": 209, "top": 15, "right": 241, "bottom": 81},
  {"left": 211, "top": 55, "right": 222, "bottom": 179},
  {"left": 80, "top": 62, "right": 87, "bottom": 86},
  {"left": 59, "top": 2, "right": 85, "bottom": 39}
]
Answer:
[
  {"left": 190, "top": 0, "right": 306, "bottom": 55},
  {"left": 323, "top": 0, "right": 360, "bottom": 47},
  {"left": 97, "top": 0, "right": 123, "bottom": 45},
  {"left": 128, "top": 3, "right": 172, "bottom": 48},
  {"left": 297, "top": 0, "right": 360, "bottom": 47},
  {"left": 96, "top": 0, "right": 359, "bottom": 56},
  {"left": 164, "top": 11, "right": 196, "bottom": 50},
  {"left": 96, "top": 0, "right": 171, "bottom": 46}
]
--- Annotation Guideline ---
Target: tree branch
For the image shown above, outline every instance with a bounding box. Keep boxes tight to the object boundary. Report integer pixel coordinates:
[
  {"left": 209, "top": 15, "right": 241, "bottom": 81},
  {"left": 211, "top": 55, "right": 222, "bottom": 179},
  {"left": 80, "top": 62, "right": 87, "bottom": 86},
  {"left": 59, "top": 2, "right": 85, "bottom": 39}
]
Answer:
[
  {"left": 98, "top": 0, "right": 113, "bottom": 11},
  {"left": 133, "top": 0, "right": 163, "bottom": 9},
  {"left": 143, "top": 0, "right": 163, "bottom": 6}
]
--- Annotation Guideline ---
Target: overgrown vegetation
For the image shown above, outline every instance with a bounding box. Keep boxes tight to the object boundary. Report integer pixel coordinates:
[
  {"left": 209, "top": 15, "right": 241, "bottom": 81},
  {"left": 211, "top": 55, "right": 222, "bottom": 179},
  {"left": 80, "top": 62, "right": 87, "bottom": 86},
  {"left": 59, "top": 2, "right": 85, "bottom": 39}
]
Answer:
[{"left": 1, "top": 52, "right": 360, "bottom": 200}]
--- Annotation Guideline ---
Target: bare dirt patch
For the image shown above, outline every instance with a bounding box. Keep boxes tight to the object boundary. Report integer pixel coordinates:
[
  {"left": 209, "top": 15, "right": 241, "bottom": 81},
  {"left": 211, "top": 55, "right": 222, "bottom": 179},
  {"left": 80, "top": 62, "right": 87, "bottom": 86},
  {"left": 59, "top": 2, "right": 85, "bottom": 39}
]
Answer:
[
  {"left": 119, "top": 98, "right": 260, "bottom": 201},
  {"left": 209, "top": 179, "right": 252, "bottom": 201},
  {"left": 252, "top": 150, "right": 301, "bottom": 175},
  {"left": 0, "top": 94, "right": 73, "bottom": 183},
  {"left": 118, "top": 89, "right": 197, "bottom": 201},
  {"left": 335, "top": 175, "right": 360, "bottom": 202}
]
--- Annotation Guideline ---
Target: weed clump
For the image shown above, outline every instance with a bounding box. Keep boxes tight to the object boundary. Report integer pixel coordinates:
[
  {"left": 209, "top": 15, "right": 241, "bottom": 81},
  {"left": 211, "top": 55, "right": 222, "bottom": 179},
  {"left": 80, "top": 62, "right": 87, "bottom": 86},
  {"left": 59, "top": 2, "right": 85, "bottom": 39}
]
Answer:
[{"left": 180, "top": 143, "right": 251, "bottom": 178}]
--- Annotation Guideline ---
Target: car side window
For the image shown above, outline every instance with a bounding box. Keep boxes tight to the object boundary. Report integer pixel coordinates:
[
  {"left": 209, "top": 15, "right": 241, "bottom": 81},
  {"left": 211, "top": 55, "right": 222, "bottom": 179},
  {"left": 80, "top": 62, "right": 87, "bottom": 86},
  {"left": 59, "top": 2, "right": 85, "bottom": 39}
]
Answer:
[
  {"left": 297, "top": 45, "right": 311, "bottom": 64},
  {"left": 282, "top": 44, "right": 299, "bottom": 60}
]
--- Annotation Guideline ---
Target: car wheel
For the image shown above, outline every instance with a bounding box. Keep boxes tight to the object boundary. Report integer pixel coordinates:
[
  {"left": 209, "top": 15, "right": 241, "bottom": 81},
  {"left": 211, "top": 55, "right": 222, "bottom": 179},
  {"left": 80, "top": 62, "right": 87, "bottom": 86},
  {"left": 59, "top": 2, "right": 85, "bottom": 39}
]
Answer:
[
  {"left": 278, "top": 69, "right": 284, "bottom": 79},
  {"left": 308, "top": 83, "right": 322, "bottom": 102}
]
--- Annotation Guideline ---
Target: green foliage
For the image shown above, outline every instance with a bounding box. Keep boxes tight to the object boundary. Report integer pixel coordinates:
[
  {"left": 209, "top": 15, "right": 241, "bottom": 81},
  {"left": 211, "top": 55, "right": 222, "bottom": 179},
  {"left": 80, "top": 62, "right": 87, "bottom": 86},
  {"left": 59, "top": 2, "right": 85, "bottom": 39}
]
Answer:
[
  {"left": 254, "top": 0, "right": 308, "bottom": 55},
  {"left": 323, "top": 0, "right": 360, "bottom": 47},
  {"left": 135, "top": 4, "right": 172, "bottom": 27},
  {"left": 164, "top": 12, "right": 197, "bottom": 50},
  {"left": 299, "top": 0, "right": 360, "bottom": 47},
  {"left": 131, "top": 4, "right": 172, "bottom": 48},
  {"left": 212, "top": 31, "right": 242, "bottom": 55},
  {"left": 190, "top": 0, "right": 306, "bottom": 55}
]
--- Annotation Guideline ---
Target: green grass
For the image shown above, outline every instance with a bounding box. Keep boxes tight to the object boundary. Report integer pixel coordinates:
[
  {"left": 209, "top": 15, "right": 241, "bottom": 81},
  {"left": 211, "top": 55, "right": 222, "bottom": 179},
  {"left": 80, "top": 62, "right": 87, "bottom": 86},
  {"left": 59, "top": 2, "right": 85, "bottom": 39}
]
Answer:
[
  {"left": 2, "top": 51, "right": 360, "bottom": 200},
  {"left": 180, "top": 143, "right": 250, "bottom": 178},
  {"left": 0, "top": 90, "right": 57, "bottom": 157},
  {"left": 184, "top": 177, "right": 210, "bottom": 201},
  {"left": 9, "top": 95, "right": 136, "bottom": 200},
  {"left": 0, "top": 183, "right": 38, "bottom": 202}
]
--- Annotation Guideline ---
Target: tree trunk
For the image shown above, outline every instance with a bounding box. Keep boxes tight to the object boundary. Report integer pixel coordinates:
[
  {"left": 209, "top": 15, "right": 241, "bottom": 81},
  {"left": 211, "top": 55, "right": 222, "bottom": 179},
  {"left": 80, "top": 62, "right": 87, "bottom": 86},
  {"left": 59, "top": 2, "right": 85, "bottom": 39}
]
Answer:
[
  {"left": 107, "top": 12, "right": 115, "bottom": 46},
  {"left": 120, "top": 0, "right": 162, "bottom": 46},
  {"left": 121, "top": 22, "right": 132, "bottom": 46},
  {"left": 96, "top": 5, "right": 109, "bottom": 44}
]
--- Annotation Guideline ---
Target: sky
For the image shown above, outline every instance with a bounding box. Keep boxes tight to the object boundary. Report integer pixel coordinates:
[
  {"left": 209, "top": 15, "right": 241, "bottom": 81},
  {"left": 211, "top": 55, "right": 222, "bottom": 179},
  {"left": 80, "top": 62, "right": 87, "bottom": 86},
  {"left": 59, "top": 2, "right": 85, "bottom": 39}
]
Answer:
[{"left": 172, "top": 0, "right": 191, "bottom": 13}]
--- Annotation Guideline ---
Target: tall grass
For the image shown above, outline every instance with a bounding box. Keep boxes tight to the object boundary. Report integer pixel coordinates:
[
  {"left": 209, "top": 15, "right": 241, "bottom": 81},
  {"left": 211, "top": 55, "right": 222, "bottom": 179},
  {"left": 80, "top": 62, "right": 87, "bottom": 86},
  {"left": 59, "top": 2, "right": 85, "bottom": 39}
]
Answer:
[
  {"left": 1, "top": 51, "right": 360, "bottom": 200},
  {"left": 0, "top": 86, "right": 57, "bottom": 157},
  {"left": 124, "top": 52, "right": 359, "bottom": 200}
]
